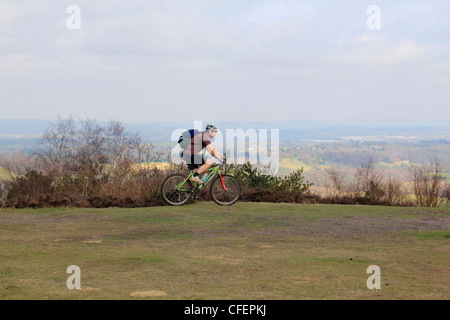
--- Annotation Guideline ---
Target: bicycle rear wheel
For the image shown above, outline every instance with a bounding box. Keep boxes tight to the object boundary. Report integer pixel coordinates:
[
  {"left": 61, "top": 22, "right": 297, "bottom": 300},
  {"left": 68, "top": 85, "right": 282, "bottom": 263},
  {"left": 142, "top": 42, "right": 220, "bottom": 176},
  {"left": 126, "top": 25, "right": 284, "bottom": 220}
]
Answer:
[
  {"left": 210, "top": 174, "right": 241, "bottom": 206},
  {"left": 161, "top": 174, "right": 193, "bottom": 206}
]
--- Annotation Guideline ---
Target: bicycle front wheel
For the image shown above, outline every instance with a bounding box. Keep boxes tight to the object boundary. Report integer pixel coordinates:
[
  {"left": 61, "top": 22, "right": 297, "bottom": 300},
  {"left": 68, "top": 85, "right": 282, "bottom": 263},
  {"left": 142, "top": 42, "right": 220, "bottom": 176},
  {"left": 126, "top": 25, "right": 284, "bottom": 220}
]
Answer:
[
  {"left": 210, "top": 174, "right": 241, "bottom": 206},
  {"left": 161, "top": 174, "right": 193, "bottom": 206}
]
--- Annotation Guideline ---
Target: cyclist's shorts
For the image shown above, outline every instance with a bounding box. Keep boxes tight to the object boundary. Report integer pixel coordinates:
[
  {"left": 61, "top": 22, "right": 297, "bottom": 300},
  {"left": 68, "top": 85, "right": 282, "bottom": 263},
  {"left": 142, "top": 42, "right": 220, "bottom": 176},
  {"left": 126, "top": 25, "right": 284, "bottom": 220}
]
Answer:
[{"left": 182, "top": 153, "right": 205, "bottom": 171}]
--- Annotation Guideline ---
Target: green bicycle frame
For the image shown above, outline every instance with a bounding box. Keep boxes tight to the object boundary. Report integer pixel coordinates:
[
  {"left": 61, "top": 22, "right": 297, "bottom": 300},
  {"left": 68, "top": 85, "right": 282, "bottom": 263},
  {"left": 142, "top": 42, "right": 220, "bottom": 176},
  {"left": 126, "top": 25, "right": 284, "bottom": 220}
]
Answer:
[{"left": 175, "top": 165, "right": 225, "bottom": 192}]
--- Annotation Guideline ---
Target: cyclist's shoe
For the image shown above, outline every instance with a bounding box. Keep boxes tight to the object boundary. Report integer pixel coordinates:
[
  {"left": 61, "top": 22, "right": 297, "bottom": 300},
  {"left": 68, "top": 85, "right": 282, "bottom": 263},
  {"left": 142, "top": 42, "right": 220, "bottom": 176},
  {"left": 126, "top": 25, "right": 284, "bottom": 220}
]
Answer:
[{"left": 189, "top": 175, "right": 204, "bottom": 184}]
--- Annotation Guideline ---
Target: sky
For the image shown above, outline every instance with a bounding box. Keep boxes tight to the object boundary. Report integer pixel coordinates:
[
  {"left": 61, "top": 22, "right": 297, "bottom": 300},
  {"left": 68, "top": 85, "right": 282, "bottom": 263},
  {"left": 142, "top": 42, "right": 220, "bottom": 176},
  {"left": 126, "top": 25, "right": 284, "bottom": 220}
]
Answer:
[{"left": 0, "top": 0, "right": 449, "bottom": 123}]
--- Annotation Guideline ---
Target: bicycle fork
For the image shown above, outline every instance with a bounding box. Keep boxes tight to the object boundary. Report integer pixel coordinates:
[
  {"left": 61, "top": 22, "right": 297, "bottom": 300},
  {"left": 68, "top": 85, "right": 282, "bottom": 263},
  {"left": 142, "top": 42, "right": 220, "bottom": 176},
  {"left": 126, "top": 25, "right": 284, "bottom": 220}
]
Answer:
[{"left": 219, "top": 173, "right": 227, "bottom": 191}]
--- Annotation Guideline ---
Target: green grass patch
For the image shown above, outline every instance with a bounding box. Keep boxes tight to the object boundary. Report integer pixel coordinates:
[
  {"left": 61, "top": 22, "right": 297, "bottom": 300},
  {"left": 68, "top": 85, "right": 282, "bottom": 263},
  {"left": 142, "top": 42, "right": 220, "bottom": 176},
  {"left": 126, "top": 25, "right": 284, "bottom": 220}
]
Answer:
[
  {"left": 406, "top": 230, "right": 450, "bottom": 240},
  {"left": 128, "top": 256, "right": 167, "bottom": 264},
  {"left": 288, "top": 256, "right": 372, "bottom": 265}
]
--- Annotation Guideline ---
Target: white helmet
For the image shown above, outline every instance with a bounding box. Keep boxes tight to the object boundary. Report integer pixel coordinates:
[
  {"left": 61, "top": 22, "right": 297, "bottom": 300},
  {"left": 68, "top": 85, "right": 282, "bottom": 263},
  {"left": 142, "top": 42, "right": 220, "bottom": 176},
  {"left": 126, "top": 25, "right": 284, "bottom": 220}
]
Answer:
[{"left": 205, "top": 124, "right": 218, "bottom": 132}]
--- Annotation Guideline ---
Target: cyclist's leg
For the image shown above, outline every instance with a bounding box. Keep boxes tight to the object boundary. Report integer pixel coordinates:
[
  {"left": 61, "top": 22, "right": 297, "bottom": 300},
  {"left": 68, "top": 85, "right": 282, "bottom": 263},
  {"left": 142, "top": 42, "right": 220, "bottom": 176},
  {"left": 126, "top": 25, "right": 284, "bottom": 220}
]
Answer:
[
  {"left": 182, "top": 153, "right": 203, "bottom": 184},
  {"left": 188, "top": 154, "right": 208, "bottom": 183},
  {"left": 196, "top": 157, "right": 214, "bottom": 175}
]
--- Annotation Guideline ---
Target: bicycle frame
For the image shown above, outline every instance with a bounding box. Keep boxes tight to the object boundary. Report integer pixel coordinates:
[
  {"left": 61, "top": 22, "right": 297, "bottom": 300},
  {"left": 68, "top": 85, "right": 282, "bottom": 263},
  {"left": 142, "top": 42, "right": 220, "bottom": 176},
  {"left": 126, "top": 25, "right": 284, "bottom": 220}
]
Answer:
[{"left": 174, "top": 165, "right": 226, "bottom": 192}]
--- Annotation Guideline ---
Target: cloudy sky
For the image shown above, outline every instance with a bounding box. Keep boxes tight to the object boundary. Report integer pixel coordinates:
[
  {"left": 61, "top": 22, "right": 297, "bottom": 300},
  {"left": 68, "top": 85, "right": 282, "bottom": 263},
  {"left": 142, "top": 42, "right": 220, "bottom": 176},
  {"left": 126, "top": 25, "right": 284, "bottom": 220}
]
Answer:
[{"left": 0, "top": 0, "right": 449, "bottom": 123}]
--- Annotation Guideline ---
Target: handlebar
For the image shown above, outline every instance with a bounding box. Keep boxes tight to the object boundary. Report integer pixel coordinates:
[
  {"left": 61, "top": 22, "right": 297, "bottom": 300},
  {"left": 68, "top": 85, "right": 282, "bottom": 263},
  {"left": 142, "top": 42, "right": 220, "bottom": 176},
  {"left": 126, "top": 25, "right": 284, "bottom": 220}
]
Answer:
[{"left": 212, "top": 158, "right": 227, "bottom": 170}]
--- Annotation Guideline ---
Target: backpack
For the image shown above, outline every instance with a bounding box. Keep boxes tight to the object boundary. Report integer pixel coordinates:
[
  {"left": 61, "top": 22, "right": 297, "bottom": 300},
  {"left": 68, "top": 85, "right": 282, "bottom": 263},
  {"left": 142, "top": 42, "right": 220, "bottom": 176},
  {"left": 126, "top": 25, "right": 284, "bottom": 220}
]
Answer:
[{"left": 178, "top": 129, "right": 200, "bottom": 149}]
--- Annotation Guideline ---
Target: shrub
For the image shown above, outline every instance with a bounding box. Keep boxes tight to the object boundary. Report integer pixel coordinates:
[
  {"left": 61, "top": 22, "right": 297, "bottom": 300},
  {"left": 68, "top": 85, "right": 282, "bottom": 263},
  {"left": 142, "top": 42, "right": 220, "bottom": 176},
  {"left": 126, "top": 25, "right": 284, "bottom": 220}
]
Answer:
[
  {"left": 6, "top": 169, "right": 54, "bottom": 208},
  {"left": 227, "top": 162, "right": 278, "bottom": 189},
  {"left": 277, "top": 168, "right": 313, "bottom": 193},
  {"left": 227, "top": 162, "right": 312, "bottom": 194},
  {"left": 408, "top": 155, "right": 448, "bottom": 207},
  {"left": 0, "top": 180, "right": 6, "bottom": 208}
]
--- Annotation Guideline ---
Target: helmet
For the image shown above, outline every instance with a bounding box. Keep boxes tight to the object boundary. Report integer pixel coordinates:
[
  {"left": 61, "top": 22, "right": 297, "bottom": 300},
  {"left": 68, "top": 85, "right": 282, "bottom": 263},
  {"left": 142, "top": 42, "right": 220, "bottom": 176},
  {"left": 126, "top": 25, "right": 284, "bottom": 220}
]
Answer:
[{"left": 205, "top": 124, "right": 218, "bottom": 132}]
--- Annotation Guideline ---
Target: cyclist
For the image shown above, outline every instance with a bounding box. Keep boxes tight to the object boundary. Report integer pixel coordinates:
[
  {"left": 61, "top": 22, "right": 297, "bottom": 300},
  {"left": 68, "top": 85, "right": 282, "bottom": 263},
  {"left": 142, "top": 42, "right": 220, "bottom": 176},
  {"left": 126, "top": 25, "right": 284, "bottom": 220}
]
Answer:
[{"left": 182, "top": 124, "right": 223, "bottom": 184}]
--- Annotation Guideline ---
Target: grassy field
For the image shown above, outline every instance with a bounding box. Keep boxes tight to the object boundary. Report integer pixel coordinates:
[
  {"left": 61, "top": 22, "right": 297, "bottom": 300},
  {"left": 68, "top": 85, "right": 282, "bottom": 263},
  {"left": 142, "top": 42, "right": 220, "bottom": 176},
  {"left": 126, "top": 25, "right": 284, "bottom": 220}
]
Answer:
[
  {"left": 0, "top": 202, "right": 449, "bottom": 300},
  {"left": 278, "top": 158, "right": 314, "bottom": 175},
  {"left": 0, "top": 166, "right": 10, "bottom": 180}
]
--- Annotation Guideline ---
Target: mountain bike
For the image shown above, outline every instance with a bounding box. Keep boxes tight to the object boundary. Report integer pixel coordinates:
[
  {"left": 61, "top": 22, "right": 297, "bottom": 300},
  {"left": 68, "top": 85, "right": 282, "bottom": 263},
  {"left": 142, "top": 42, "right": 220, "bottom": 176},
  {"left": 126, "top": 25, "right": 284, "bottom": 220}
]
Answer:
[{"left": 161, "top": 160, "right": 241, "bottom": 206}]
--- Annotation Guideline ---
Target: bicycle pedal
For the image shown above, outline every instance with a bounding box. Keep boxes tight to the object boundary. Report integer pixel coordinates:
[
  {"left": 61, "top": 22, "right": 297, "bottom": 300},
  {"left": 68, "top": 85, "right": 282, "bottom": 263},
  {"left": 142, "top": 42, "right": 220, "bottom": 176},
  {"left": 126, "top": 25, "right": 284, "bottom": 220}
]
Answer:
[{"left": 193, "top": 188, "right": 201, "bottom": 198}]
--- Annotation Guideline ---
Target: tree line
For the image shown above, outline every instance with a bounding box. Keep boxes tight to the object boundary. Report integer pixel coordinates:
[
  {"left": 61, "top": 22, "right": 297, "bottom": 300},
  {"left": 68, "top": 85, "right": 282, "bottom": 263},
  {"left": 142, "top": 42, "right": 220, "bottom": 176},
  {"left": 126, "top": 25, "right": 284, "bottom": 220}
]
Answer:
[{"left": 0, "top": 117, "right": 172, "bottom": 208}]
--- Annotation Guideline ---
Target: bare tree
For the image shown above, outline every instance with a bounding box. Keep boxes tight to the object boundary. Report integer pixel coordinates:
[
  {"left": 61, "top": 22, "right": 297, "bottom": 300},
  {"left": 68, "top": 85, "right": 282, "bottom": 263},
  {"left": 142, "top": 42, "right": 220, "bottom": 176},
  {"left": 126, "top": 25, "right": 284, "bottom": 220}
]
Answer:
[
  {"left": 105, "top": 121, "right": 141, "bottom": 169},
  {"left": 384, "top": 176, "right": 404, "bottom": 204},
  {"left": 408, "top": 151, "right": 447, "bottom": 207},
  {"left": 38, "top": 116, "right": 75, "bottom": 177},
  {"left": 68, "top": 119, "right": 106, "bottom": 198},
  {"left": 352, "top": 157, "right": 385, "bottom": 198},
  {"left": 325, "top": 167, "right": 345, "bottom": 196},
  {"left": 95, "top": 121, "right": 142, "bottom": 198},
  {"left": 2, "top": 152, "right": 37, "bottom": 177},
  {"left": 74, "top": 119, "right": 106, "bottom": 175},
  {"left": 136, "top": 141, "right": 168, "bottom": 165}
]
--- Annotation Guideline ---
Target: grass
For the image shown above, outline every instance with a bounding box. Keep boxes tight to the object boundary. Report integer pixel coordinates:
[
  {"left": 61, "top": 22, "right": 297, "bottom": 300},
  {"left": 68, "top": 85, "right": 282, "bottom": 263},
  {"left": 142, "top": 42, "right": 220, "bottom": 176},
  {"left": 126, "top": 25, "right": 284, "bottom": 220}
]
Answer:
[
  {"left": 404, "top": 230, "right": 450, "bottom": 240},
  {"left": 0, "top": 202, "right": 449, "bottom": 300},
  {"left": 278, "top": 158, "right": 314, "bottom": 176},
  {"left": 0, "top": 166, "right": 11, "bottom": 180}
]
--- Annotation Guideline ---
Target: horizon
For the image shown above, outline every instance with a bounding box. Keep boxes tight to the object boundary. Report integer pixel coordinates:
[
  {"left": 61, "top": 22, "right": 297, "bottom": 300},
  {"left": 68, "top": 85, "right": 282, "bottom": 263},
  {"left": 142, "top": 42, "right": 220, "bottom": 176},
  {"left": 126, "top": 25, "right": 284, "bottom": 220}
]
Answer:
[{"left": 0, "top": 117, "right": 449, "bottom": 143}]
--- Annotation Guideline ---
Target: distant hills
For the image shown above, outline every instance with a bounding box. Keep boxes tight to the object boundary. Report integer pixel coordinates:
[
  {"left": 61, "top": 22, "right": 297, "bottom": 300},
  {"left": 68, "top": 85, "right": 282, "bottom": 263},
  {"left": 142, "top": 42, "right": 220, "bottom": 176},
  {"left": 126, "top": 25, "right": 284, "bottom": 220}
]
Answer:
[{"left": 0, "top": 118, "right": 449, "bottom": 153}]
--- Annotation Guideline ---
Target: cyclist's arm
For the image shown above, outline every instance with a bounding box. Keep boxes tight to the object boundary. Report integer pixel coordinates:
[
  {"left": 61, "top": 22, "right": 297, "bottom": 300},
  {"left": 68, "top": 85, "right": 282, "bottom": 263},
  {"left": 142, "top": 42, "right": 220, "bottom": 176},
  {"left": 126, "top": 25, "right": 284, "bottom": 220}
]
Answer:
[{"left": 206, "top": 144, "right": 222, "bottom": 161}]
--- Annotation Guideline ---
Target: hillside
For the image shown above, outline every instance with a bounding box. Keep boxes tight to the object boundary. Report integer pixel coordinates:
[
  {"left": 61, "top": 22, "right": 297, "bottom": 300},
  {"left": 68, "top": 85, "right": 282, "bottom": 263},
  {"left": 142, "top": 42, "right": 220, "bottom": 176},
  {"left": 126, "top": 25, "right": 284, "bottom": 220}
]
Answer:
[{"left": 277, "top": 140, "right": 450, "bottom": 186}]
